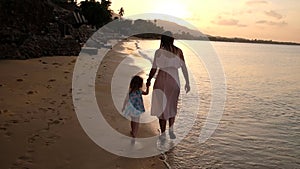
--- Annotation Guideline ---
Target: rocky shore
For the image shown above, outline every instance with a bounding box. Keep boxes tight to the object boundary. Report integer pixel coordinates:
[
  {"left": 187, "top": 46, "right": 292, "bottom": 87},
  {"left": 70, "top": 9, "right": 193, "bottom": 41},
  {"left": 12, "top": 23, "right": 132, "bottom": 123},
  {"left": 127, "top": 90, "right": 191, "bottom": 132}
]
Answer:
[{"left": 0, "top": 0, "right": 94, "bottom": 59}]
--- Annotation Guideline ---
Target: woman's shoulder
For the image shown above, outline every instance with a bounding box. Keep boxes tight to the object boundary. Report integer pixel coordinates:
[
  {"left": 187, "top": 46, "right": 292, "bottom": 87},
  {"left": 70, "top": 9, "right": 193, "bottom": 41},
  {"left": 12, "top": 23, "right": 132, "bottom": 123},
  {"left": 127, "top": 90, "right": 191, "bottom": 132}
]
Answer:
[
  {"left": 173, "top": 45, "right": 182, "bottom": 53},
  {"left": 173, "top": 45, "right": 184, "bottom": 59}
]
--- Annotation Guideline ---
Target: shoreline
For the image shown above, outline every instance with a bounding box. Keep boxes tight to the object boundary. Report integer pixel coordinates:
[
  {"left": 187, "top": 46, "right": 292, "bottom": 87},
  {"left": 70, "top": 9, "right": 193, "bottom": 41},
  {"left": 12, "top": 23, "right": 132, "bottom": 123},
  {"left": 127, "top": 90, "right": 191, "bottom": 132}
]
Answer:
[{"left": 0, "top": 41, "right": 166, "bottom": 168}]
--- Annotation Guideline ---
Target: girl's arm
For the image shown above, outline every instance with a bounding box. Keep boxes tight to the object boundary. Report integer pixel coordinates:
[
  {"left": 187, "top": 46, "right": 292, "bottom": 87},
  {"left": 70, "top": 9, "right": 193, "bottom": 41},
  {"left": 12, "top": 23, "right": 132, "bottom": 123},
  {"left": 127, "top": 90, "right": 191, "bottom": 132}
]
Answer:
[
  {"left": 122, "top": 92, "right": 129, "bottom": 112},
  {"left": 142, "top": 86, "right": 149, "bottom": 95}
]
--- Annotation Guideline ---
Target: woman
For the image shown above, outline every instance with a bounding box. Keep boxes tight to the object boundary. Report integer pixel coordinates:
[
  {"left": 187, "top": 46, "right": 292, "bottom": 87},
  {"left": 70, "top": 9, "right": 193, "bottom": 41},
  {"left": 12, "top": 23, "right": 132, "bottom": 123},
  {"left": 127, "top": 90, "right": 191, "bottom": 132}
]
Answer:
[{"left": 146, "top": 31, "right": 190, "bottom": 140}]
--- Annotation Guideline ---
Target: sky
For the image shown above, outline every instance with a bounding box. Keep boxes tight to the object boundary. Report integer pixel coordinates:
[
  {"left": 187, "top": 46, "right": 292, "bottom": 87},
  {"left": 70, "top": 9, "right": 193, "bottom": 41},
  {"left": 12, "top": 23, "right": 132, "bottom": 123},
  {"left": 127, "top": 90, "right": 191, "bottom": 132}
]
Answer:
[{"left": 85, "top": 0, "right": 300, "bottom": 42}]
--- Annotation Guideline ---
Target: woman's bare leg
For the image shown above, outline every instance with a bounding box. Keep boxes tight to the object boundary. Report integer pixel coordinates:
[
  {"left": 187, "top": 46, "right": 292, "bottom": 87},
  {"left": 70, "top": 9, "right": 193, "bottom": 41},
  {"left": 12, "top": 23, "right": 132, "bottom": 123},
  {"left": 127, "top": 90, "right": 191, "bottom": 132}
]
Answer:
[
  {"left": 159, "top": 119, "right": 167, "bottom": 133},
  {"left": 169, "top": 117, "right": 175, "bottom": 128}
]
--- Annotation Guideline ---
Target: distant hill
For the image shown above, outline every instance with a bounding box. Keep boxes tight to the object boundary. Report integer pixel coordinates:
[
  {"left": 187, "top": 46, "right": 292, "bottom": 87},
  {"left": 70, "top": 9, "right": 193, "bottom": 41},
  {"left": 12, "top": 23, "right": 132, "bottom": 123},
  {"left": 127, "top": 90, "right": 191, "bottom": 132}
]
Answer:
[
  {"left": 155, "top": 19, "right": 204, "bottom": 37},
  {"left": 154, "top": 19, "right": 300, "bottom": 45}
]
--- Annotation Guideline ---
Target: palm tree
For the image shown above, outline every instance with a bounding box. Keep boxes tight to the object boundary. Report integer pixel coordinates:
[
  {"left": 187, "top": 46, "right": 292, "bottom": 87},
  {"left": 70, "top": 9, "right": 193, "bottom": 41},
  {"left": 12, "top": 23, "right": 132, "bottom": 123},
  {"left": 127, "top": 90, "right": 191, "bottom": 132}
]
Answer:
[{"left": 118, "top": 7, "right": 124, "bottom": 18}]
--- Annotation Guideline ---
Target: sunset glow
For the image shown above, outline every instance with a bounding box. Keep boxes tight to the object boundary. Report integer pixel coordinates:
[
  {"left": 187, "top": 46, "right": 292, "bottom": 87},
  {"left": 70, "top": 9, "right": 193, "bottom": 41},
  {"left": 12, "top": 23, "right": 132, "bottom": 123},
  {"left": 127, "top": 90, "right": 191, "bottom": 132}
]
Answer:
[{"left": 84, "top": 0, "right": 300, "bottom": 42}]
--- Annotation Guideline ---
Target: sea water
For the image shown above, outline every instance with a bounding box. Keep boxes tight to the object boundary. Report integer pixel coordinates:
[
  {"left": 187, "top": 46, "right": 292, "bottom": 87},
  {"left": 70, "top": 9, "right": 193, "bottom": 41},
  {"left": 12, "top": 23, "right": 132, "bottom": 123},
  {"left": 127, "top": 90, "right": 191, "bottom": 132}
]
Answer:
[{"left": 120, "top": 40, "right": 300, "bottom": 168}]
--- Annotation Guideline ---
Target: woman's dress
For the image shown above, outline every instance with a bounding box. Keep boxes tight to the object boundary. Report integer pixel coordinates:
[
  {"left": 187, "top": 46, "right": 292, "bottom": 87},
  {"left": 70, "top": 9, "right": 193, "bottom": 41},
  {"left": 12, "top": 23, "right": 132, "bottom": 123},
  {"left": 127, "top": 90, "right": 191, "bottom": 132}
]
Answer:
[{"left": 151, "top": 48, "right": 183, "bottom": 120}]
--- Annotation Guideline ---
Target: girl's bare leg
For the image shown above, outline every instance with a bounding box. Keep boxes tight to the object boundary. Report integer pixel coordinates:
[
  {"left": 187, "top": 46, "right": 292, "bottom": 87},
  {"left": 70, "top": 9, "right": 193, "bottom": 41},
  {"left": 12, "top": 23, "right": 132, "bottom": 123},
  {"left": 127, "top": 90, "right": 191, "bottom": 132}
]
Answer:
[
  {"left": 131, "top": 121, "right": 139, "bottom": 137},
  {"left": 131, "top": 116, "right": 140, "bottom": 138},
  {"left": 169, "top": 117, "right": 176, "bottom": 139}
]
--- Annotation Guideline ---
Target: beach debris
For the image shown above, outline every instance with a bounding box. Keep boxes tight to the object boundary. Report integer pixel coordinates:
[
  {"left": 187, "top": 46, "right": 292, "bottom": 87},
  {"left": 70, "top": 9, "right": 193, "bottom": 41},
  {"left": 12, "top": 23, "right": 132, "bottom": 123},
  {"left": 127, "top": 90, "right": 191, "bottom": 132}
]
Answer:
[{"left": 159, "top": 152, "right": 172, "bottom": 169}]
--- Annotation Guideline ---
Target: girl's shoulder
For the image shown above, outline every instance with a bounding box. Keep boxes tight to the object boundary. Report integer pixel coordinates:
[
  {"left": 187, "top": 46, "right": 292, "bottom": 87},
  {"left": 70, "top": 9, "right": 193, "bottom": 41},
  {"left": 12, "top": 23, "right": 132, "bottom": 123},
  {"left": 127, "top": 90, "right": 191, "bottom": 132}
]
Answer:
[{"left": 129, "top": 89, "right": 142, "bottom": 95}]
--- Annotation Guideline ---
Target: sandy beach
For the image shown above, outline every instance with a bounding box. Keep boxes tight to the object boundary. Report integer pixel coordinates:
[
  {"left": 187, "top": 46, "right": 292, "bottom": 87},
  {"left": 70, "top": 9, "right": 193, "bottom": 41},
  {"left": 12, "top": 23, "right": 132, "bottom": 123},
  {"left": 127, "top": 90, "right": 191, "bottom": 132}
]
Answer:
[{"left": 0, "top": 42, "right": 166, "bottom": 169}]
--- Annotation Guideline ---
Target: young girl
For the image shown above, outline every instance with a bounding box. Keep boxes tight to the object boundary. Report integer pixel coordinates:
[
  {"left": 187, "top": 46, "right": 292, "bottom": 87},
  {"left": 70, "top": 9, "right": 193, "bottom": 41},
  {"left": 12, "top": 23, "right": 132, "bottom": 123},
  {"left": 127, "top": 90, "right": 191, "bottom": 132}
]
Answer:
[{"left": 122, "top": 75, "right": 149, "bottom": 138}]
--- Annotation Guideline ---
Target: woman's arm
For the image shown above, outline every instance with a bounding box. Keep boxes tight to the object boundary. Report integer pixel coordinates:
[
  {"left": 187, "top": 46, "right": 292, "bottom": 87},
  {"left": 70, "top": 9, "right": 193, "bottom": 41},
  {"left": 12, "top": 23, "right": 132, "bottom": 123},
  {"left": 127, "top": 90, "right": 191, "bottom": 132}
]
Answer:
[
  {"left": 146, "top": 68, "right": 157, "bottom": 87},
  {"left": 179, "top": 49, "right": 190, "bottom": 93},
  {"left": 146, "top": 50, "right": 159, "bottom": 87},
  {"left": 182, "top": 63, "right": 190, "bottom": 93}
]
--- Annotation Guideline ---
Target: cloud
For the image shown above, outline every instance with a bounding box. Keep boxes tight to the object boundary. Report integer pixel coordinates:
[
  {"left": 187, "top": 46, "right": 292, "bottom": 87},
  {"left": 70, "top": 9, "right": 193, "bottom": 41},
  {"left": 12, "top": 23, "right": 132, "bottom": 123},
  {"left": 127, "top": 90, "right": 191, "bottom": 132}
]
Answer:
[
  {"left": 246, "top": 0, "right": 268, "bottom": 5},
  {"left": 256, "top": 20, "right": 287, "bottom": 26},
  {"left": 217, "top": 19, "right": 239, "bottom": 25},
  {"left": 256, "top": 20, "right": 268, "bottom": 24},
  {"left": 264, "top": 10, "right": 283, "bottom": 19},
  {"left": 212, "top": 18, "right": 247, "bottom": 27}
]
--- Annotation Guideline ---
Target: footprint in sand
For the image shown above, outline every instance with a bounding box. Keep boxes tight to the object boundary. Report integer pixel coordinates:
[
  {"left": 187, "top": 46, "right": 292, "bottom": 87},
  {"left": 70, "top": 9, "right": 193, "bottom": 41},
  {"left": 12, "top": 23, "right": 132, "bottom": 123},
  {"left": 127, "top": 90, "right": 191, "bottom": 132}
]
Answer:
[
  {"left": 27, "top": 91, "right": 34, "bottom": 95},
  {"left": 69, "top": 59, "right": 76, "bottom": 65},
  {"left": 4, "top": 131, "right": 12, "bottom": 137},
  {"left": 27, "top": 91, "right": 37, "bottom": 95},
  {"left": 0, "top": 125, "right": 7, "bottom": 131},
  {"left": 50, "top": 100, "right": 56, "bottom": 105},
  {"left": 18, "top": 154, "right": 33, "bottom": 163},
  {"left": 38, "top": 107, "right": 48, "bottom": 112},
  {"left": 52, "top": 62, "right": 61, "bottom": 66},
  {"left": 9, "top": 119, "right": 19, "bottom": 124},
  {"left": 47, "top": 107, "right": 55, "bottom": 112},
  {"left": 45, "top": 134, "right": 60, "bottom": 146},
  {"left": 48, "top": 119, "right": 60, "bottom": 126},
  {"left": 11, "top": 151, "right": 34, "bottom": 169}
]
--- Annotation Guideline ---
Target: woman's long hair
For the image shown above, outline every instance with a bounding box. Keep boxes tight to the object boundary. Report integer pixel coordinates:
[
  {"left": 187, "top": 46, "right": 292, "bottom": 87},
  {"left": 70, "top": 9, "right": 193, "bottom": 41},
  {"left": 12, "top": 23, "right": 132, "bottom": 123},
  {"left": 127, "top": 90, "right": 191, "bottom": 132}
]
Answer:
[
  {"left": 129, "top": 76, "right": 143, "bottom": 94},
  {"left": 160, "top": 31, "right": 175, "bottom": 53}
]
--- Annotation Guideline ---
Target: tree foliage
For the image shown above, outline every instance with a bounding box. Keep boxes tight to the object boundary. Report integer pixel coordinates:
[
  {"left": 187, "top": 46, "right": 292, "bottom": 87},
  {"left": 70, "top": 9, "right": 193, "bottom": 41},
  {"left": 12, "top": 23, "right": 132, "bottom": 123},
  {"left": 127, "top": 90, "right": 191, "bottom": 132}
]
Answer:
[{"left": 79, "top": 0, "right": 112, "bottom": 29}]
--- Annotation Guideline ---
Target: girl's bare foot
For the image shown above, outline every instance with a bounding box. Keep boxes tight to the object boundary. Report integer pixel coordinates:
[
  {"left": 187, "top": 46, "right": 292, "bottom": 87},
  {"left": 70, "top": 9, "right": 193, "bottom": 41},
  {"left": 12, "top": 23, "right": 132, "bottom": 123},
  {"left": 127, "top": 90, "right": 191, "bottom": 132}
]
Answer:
[{"left": 130, "top": 131, "right": 135, "bottom": 138}]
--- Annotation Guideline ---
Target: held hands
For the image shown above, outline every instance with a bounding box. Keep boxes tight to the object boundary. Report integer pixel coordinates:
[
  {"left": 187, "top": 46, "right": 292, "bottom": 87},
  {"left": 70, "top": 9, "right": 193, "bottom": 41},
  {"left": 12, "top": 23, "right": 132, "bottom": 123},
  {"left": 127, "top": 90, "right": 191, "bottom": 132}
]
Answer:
[
  {"left": 185, "top": 83, "right": 190, "bottom": 93},
  {"left": 146, "top": 78, "right": 151, "bottom": 87}
]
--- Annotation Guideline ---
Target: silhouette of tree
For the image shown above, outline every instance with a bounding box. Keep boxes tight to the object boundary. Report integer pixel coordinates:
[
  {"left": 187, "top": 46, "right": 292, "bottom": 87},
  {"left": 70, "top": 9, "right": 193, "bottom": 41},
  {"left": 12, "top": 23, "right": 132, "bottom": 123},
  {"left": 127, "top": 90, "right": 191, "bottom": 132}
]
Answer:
[
  {"left": 119, "top": 7, "right": 124, "bottom": 18},
  {"left": 80, "top": 0, "right": 112, "bottom": 29}
]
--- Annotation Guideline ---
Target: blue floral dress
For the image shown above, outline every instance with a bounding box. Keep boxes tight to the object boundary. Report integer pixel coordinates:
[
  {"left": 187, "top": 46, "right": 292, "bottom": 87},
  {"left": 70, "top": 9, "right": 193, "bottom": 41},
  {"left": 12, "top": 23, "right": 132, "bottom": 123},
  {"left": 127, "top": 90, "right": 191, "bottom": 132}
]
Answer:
[{"left": 123, "top": 90, "right": 145, "bottom": 117}]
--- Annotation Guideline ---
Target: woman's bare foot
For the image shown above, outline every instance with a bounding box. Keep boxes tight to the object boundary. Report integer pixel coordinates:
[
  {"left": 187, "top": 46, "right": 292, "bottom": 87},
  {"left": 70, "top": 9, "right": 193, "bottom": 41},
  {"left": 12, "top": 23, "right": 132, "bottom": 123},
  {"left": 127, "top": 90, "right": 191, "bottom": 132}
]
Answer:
[
  {"left": 159, "top": 132, "right": 166, "bottom": 142},
  {"left": 169, "top": 131, "right": 176, "bottom": 139}
]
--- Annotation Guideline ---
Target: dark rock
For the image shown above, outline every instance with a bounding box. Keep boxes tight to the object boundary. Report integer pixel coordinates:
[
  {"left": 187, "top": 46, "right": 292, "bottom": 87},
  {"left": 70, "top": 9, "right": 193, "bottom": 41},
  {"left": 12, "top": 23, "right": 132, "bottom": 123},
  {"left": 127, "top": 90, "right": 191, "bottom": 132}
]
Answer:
[{"left": 0, "top": 1, "right": 95, "bottom": 59}]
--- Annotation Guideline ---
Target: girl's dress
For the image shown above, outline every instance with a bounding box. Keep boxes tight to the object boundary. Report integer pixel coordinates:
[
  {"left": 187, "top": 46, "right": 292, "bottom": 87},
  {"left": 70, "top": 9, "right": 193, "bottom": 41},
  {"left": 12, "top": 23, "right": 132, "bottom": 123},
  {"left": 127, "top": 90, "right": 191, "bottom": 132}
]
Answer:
[
  {"left": 123, "top": 90, "right": 145, "bottom": 117},
  {"left": 150, "top": 48, "right": 184, "bottom": 120}
]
